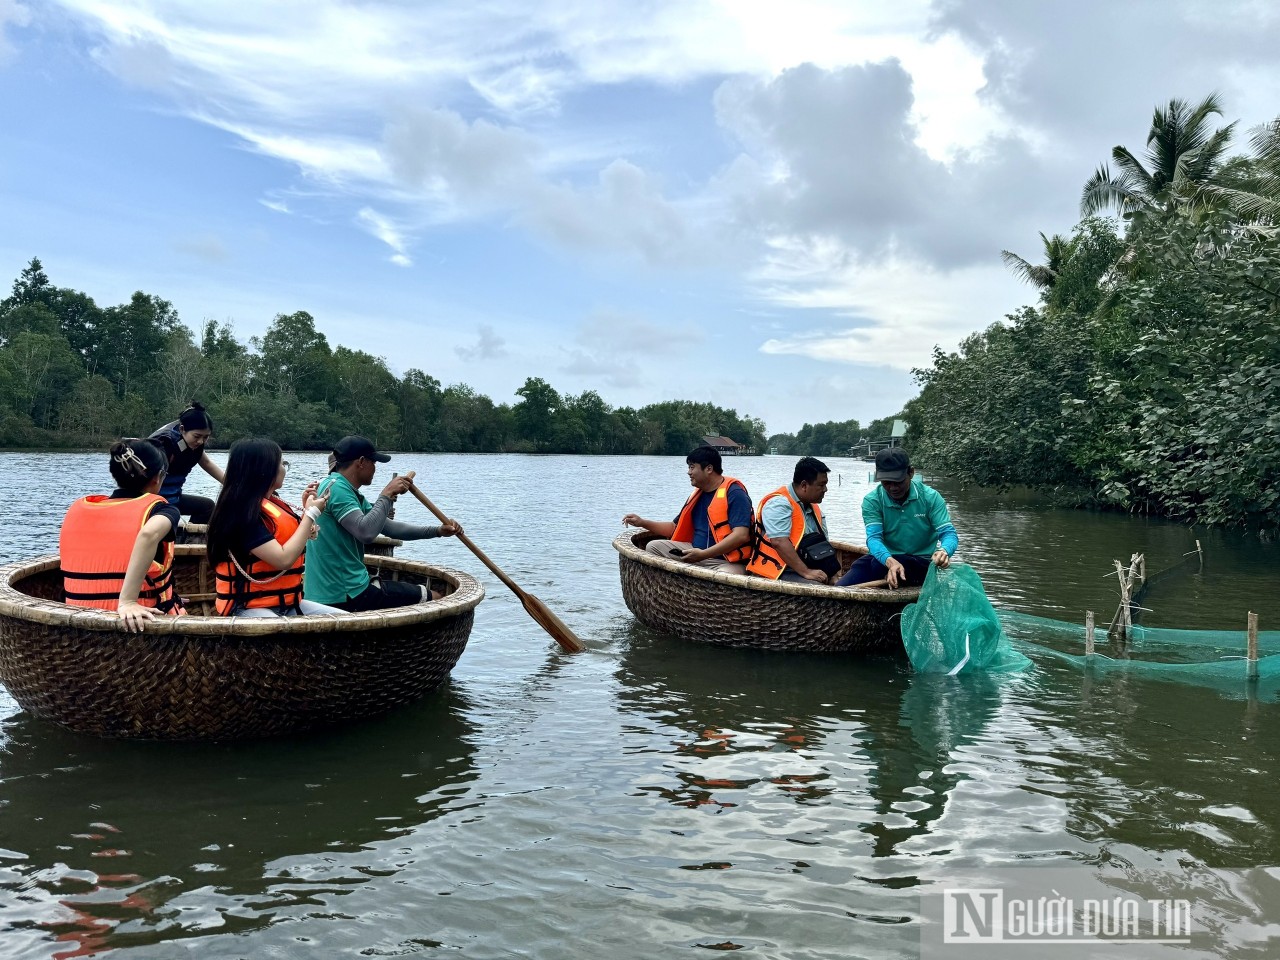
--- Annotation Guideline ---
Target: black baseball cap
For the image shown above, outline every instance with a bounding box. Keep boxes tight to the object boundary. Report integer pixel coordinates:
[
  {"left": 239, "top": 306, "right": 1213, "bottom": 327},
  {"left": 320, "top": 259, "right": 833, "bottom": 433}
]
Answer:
[
  {"left": 874, "top": 448, "right": 911, "bottom": 482},
  {"left": 332, "top": 435, "right": 391, "bottom": 463}
]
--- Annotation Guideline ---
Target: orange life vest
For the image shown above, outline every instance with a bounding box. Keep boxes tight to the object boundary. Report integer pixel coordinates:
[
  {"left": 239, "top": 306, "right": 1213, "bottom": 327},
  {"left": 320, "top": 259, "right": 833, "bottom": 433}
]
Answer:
[
  {"left": 671, "top": 476, "right": 750, "bottom": 563},
  {"left": 60, "top": 494, "right": 181, "bottom": 613},
  {"left": 213, "top": 496, "right": 305, "bottom": 615},
  {"left": 746, "top": 485, "right": 825, "bottom": 580}
]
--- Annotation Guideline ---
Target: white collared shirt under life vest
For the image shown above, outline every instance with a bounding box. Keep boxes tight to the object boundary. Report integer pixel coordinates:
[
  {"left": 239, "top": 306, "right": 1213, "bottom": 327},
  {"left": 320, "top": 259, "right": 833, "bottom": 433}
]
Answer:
[
  {"left": 59, "top": 493, "right": 182, "bottom": 613},
  {"left": 745, "top": 485, "right": 826, "bottom": 580},
  {"left": 213, "top": 496, "right": 306, "bottom": 615},
  {"left": 670, "top": 476, "right": 751, "bottom": 563}
]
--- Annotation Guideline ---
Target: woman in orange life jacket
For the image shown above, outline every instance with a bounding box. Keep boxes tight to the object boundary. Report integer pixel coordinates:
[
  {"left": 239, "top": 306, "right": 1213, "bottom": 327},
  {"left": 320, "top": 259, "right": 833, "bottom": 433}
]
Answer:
[
  {"left": 59, "top": 438, "right": 186, "bottom": 633},
  {"left": 622, "top": 444, "right": 753, "bottom": 575},
  {"left": 205, "top": 438, "right": 344, "bottom": 617}
]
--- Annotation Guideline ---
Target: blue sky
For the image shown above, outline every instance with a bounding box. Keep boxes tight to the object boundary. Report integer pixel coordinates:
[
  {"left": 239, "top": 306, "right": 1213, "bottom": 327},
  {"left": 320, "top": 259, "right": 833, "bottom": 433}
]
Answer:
[{"left": 2, "top": 1, "right": 1277, "bottom": 434}]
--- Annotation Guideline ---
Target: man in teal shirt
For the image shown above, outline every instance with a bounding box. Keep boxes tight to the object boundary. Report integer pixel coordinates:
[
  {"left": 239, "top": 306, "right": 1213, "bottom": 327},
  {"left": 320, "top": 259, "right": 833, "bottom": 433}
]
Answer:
[
  {"left": 304, "top": 436, "right": 462, "bottom": 611},
  {"left": 838, "top": 448, "right": 958, "bottom": 589}
]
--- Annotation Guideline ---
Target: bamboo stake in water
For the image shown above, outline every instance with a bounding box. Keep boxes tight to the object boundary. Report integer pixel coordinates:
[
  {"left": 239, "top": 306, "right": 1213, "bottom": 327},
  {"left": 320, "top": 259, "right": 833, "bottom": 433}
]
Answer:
[
  {"left": 1247, "top": 611, "right": 1259, "bottom": 680},
  {"left": 1085, "top": 610, "right": 1095, "bottom": 657}
]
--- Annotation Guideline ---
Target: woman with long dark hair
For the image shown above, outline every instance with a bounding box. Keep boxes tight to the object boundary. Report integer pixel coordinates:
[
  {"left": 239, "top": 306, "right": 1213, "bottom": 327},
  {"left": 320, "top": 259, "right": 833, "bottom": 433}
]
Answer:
[
  {"left": 148, "top": 400, "right": 225, "bottom": 523},
  {"left": 206, "top": 438, "right": 342, "bottom": 617},
  {"left": 60, "top": 438, "right": 186, "bottom": 632}
]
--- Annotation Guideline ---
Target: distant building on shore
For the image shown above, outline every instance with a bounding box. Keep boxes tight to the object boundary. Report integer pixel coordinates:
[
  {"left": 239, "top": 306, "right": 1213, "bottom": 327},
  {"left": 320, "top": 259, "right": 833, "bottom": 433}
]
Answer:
[
  {"left": 849, "top": 419, "right": 907, "bottom": 459},
  {"left": 702, "top": 434, "right": 746, "bottom": 456}
]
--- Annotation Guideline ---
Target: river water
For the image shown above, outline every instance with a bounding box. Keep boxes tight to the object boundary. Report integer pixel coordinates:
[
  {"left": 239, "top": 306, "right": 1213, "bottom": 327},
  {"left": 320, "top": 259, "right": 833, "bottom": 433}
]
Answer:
[{"left": 1, "top": 452, "right": 1278, "bottom": 959}]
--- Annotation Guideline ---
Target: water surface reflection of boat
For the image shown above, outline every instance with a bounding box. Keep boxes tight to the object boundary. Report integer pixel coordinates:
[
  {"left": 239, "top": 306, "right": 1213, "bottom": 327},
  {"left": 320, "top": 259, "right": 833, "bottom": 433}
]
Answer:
[
  {"left": 0, "top": 690, "right": 478, "bottom": 957},
  {"left": 616, "top": 629, "right": 1004, "bottom": 849}
]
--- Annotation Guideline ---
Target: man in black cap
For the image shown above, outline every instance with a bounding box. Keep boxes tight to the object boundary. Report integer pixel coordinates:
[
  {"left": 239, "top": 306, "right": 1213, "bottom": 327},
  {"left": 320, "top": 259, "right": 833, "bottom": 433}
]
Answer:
[
  {"left": 837, "top": 447, "right": 957, "bottom": 589},
  {"left": 304, "top": 435, "right": 463, "bottom": 611}
]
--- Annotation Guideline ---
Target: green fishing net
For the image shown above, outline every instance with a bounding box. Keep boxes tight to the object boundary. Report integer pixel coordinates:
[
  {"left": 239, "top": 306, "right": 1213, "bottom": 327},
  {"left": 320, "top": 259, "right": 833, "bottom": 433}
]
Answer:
[
  {"left": 1000, "top": 611, "right": 1280, "bottom": 702},
  {"left": 900, "top": 563, "right": 1032, "bottom": 674},
  {"left": 900, "top": 559, "right": 1278, "bottom": 697}
]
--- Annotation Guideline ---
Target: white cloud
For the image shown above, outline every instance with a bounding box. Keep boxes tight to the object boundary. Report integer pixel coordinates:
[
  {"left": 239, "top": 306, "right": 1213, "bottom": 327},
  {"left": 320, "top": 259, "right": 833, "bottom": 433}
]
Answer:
[
  {"left": 455, "top": 323, "right": 508, "bottom": 361},
  {"left": 47, "top": 0, "right": 998, "bottom": 268},
  {"left": 559, "top": 349, "right": 645, "bottom": 390},
  {"left": 38, "top": 0, "right": 1280, "bottom": 420},
  {"left": 381, "top": 105, "right": 540, "bottom": 200},
  {"left": 554, "top": 310, "right": 706, "bottom": 391},
  {"left": 576, "top": 310, "right": 704, "bottom": 356},
  {"left": 752, "top": 234, "right": 1023, "bottom": 370},
  {"left": 713, "top": 59, "right": 1052, "bottom": 269},
  {"left": 97, "top": 36, "right": 177, "bottom": 89},
  {"left": 931, "top": 0, "right": 1280, "bottom": 144},
  {"left": 521, "top": 160, "right": 692, "bottom": 265},
  {"left": 214, "top": 120, "right": 390, "bottom": 187},
  {"left": 0, "top": 0, "right": 30, "bottom": 63},
  {"left": 356, "top": 207, "right": 412, "bottom": 266}
]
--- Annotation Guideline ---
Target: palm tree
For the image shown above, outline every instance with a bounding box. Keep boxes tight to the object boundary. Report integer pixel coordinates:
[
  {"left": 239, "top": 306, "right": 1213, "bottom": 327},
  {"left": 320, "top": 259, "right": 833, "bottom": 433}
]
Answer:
[
  {"left": 1205, "top": 118, "right": 1280, "bottom": 225},
  {"left": 1000, "top": 232, "right": 1071, "bottom": 289},
  {"left": 1080, "top": 94, "right": 1236, "bottom": 218}
]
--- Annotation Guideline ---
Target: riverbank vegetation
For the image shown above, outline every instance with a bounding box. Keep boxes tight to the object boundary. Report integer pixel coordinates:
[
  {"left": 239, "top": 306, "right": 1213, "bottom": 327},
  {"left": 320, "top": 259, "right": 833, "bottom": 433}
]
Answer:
[
  {"left": 907, "top": 96, "right": 1280, "bottom": 532},
  {"left": 0, "top": 260, "right": 765, "bottom": 455}
]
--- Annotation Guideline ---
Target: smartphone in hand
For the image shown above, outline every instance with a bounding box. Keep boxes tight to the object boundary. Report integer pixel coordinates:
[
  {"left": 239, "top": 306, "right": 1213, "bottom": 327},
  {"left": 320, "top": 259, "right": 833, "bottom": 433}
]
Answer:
[{"left": 669, "top": 547, "right": 685, "bottom": 557}]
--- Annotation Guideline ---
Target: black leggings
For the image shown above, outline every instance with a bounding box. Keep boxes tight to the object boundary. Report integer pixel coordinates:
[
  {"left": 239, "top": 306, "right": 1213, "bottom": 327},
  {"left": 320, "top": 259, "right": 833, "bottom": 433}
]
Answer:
[
  {"left": 178, "top": 493, "right": 215, "bottom": 525},
  {"left": 332, "top": 579, "right": 425, "bottom": 612},
  {"left": 838, "top": 553, "right": 932, "bottom": 587}
]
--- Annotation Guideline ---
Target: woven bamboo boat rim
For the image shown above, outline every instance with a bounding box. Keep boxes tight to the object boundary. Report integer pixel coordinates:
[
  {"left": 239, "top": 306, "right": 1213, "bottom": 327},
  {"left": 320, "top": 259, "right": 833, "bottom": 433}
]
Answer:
[
  {"left": 612, "top": 530, "right": 922, "bottom": 603},
  {"left": 0, "top": 545, "right": 483, "bottom": 635}
]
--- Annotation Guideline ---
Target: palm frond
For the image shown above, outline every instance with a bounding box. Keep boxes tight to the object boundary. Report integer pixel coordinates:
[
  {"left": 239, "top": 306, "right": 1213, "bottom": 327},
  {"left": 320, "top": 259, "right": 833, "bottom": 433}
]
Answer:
[
  {"left": 1249, "top": 119, "right": 1280, "bottom": 160},
  {"left": 1081, "top": 162, "right": 1150, "bottom": 217},
  {"left": 1182, "top": 123, "right": 1237, "bottom": 183},
  {"left": 1184, "top": 92, "right": 1226, "bottom": 134},
  {"left": 1000, "top": 250, "right": 1055, "bottom": 288},
  {"left": 1110, "top": 147, "right": 1156, "bottom": 195},
  {"left": 1203, "top": 182, "right": 1280, "bottom": 221}
]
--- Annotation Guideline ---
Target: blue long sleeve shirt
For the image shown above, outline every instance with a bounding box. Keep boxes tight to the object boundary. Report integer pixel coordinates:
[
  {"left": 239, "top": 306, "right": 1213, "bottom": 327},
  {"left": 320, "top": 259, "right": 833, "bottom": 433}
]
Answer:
[{"left": 862, "top": 479, "right": 958, "bottom": 565}]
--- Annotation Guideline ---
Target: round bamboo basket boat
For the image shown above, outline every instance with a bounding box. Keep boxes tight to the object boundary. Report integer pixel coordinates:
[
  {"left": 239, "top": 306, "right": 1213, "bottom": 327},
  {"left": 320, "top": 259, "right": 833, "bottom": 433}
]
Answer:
[
  {"left": 177, "top": 522, "right": 403, "bottom": 557},
  {"left": 614, "top": 530, "right": 920, "bottom": 654},
  {"left": 0, "top": 546, "right": 483, "bottom": 740}
]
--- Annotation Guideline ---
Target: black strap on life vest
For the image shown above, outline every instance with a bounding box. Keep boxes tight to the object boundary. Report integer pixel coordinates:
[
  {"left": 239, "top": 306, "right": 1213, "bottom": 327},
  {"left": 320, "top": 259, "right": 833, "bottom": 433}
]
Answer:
[
  {"left": 145, "top": 564, "right": 182, "bottom": 612},
  {"left": 61, "top": 564, "right": 177, "bottom": 606},
  {"left": 747, "top": 518, "right": 786, "bottom": 572},
  {"left": 214, "top": 558, "right": 304, "bottom": 612},
  {"left": 61, "top": 568, "right": 127, "bottom": 602}
]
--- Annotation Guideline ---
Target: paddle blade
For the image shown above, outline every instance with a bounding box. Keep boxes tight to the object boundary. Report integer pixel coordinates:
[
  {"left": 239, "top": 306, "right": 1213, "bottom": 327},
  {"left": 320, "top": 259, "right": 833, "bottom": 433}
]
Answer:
[{"left": 520, "top": 592, "right": 586, "bottom": 653}]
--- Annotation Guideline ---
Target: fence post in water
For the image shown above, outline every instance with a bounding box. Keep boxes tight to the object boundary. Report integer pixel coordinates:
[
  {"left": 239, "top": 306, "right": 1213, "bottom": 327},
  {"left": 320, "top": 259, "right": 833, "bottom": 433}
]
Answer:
[
  {"left": 1247, "top": 612, "right": 1259, "bottom": 680},
  {"left": 1085, "top": 611, "right": 1095, "bottom": 657},
  {"left": 1108, "top": 559, "right": 1133, "bottom": 641}
]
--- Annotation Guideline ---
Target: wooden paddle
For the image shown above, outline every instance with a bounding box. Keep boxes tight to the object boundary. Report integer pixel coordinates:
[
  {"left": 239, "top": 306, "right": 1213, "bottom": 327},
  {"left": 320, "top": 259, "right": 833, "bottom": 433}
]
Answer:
[{"left": 405, "top": 480, "right": 586, "bottom": 653}]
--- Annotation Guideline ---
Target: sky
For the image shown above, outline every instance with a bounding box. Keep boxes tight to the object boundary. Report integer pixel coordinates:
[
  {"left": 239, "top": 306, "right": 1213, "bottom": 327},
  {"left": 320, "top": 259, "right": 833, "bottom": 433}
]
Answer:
[{"left": 2, "top": 1, "right": 1277, "bottom": 435}]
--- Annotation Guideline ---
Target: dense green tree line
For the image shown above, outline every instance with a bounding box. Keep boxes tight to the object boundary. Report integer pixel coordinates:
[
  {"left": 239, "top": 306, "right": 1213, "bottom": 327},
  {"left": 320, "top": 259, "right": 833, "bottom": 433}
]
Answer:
[
  {"left": 908, "top": 96, "right": 1280, "bottom": 532},
  {"left": 0, "top": 259, "right": 766, "bottom": 455}
]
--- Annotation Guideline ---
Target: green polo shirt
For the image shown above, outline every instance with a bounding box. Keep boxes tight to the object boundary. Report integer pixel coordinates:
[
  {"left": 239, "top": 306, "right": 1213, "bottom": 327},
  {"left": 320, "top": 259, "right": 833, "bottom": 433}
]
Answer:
[
  {"left": 303, "top": 472, "right": 373, "bottom": 604},
  {"left": 862, "top": 478, "right": 953, "bottom": 561}
]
